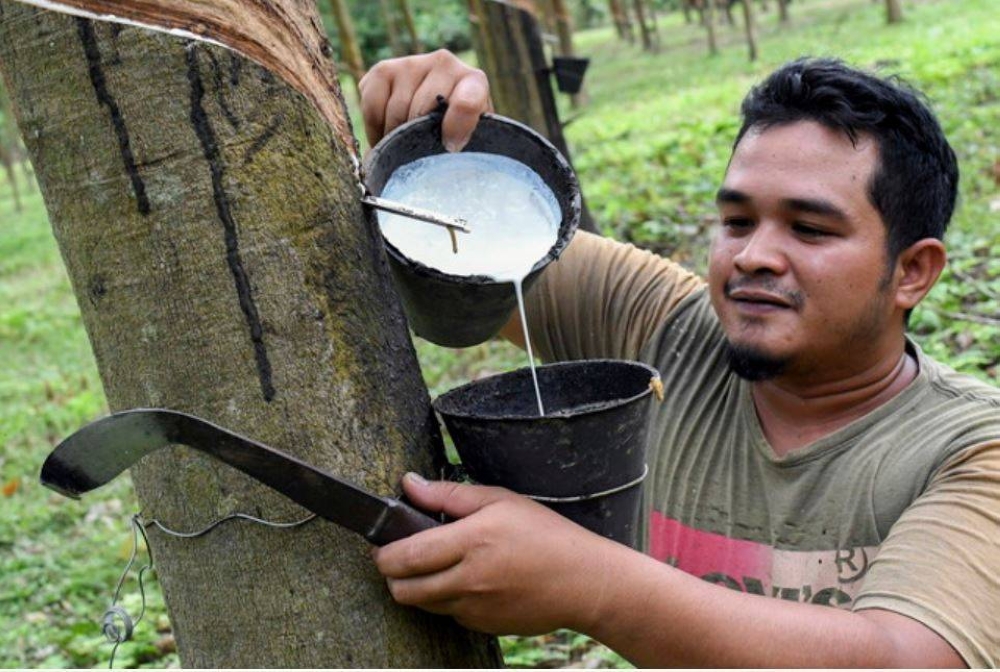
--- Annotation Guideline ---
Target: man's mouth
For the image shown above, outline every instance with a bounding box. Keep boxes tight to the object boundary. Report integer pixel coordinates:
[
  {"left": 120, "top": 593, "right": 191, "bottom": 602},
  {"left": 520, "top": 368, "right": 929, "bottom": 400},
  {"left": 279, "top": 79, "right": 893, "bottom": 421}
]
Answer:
[
  {"left": 727, "top": 288, "right": 793, "bottom": 308},
  {"left": 723, "top": 281, "right": 803, "bottom": 313}
]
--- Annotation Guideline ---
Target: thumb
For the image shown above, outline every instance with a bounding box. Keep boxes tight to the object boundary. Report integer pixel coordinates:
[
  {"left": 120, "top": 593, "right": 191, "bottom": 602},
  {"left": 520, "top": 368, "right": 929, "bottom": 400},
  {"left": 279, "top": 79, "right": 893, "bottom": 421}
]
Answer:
[{"left": 402, "top": 472, "right": 510, "bottom": 519}]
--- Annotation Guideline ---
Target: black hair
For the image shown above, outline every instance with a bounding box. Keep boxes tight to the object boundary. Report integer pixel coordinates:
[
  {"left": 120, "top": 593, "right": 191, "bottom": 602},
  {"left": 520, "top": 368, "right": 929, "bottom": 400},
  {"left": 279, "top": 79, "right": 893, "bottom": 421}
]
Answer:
[{"left": 735, "top": 57, "right": 959, "bottom": 261}]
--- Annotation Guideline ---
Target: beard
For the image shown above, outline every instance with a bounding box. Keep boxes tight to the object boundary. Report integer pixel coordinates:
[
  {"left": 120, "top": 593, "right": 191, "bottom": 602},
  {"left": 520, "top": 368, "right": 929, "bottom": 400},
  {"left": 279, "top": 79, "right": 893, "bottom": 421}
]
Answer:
[{"left": 724, "top": 341, "right": 789, "bottom": 381}]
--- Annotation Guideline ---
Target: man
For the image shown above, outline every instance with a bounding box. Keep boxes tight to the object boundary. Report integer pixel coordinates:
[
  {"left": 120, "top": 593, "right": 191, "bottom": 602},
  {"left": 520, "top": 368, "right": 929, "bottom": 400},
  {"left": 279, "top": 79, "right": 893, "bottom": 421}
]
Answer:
[{"left": 359, "top": 51, "right": 1000, "bottom": 667}]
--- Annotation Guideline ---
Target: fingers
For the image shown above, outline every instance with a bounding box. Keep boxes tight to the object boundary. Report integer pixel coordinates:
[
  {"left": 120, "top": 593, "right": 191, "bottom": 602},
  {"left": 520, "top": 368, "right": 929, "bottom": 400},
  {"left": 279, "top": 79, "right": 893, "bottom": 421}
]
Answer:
[
  {"left": 358, "top": 50, "right": 491, "bottom": 151},
  {"left": 374, "top": 518, "right": 468, "bottom": 579},
  {"left": 385, "top": 564, "right": 466, "bottom": 608},
  {"left": 359, "top": 68, "right": 390, "bottom": 148},
  {"left": 441, "top": 69, "right": 492, "bottom": 152},
  {"left": 401, "top": 472, "right": 512, "bottom": 519}
]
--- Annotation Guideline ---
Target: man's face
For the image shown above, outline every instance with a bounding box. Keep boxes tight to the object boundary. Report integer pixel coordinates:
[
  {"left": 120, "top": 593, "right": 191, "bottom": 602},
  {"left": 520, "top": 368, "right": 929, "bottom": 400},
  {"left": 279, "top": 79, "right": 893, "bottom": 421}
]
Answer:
[{"left": 708, "top": 121, "right": 904, "bottom": 383}]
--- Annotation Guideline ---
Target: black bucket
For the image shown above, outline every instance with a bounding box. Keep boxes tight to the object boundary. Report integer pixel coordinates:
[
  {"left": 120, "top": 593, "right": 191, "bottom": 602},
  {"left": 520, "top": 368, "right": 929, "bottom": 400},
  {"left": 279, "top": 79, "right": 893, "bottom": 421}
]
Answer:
[
  {"left": 433, "top": 360, "right": 659, "bottom": 548},
  {"left": 362, "top": 113, "right": 581, "bottom": 348},
  {"left": 552, "top": 56, "right": 590, "bottom": 95}
]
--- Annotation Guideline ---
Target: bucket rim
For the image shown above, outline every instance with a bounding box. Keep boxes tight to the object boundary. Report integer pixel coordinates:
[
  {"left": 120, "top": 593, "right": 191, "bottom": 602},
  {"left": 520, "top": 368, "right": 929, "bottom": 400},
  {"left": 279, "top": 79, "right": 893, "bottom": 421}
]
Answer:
[
  {"left": 432, "top": 358, "right": 661, "bottom": 421},
  {"left": 363, "top": 112, "right": 581, "bottom": 286}
]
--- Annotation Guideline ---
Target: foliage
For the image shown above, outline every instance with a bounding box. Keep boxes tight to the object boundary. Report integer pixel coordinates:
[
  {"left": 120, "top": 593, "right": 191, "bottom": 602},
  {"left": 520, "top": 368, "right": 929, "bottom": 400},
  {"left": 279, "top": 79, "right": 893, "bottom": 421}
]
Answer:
[
  {"left": 318, "top": 0, "right": 473, "bottom": 66},
  {"left": 1, "top": 0, "right": 997, "bottom": 666}
]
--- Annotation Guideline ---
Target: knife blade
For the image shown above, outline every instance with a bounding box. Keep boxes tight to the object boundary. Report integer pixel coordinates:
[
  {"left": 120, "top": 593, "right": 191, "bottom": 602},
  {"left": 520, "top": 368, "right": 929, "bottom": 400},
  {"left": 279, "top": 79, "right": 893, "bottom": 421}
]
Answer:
[{"left": 40, "top": 408, "right": 441, "bottom": 546}]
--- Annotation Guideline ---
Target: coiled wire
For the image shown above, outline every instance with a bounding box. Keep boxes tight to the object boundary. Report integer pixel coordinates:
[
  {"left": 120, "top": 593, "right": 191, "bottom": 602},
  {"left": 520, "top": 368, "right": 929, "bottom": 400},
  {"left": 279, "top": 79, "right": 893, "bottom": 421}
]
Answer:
[{"left": 102, "top": 511, "right": 315, "bottom": 668}]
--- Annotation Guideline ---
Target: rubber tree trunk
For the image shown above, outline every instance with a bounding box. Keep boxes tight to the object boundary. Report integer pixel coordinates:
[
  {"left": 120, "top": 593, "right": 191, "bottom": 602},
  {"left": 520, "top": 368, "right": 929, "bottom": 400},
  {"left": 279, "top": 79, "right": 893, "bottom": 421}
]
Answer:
[
  {"left": 535, "top": 0, "right": 556, "bottom": 32},
  {"left": 470, "top": 0, "right": 598, "bottom": 233},
  {"left": 885, "top": 0, "right": 903, "bottom": 24},
  {"left": 379, "top": 0, "right": 405, "bottom": 56},
  {"left": 608, "top": 0, "right": 634, "bottom": 43},
  {"left": 719, "top": 0, "right": 734, "bottom": 25},
  {"left": 470, "top": 0, "right": 563, "bottom": 151},
  {"left": 777, "top": 0, "right": 789, "bottom": 23},
  {"left": 327, "top": 0, "right": 366, "bottom": 95},
  {"left": 550, "top": 0, "right": 585, "bottom": 107},
  {"left": 739, "top": 0, "right": 758, "bottom": 61},
  {"left": 395, "top": 0, "right": 423, "bottom": 53},
  {"left": 682, "top": 0, "right": 693, "bottom": 24},
  {"left": 631, "top": 0, "right": 654, "bottom": 52},
  {"left": 0, "top": 83, "right": 22, "bottom": 211},
  {"left": 703, "top": 0, "right": 718, "bottom": 55},
  {"left": 0, "top": 0, "right": 501, "bottom": 666},
  {"left": 467, "top": 0, "right": 498, "bottom": 79}
]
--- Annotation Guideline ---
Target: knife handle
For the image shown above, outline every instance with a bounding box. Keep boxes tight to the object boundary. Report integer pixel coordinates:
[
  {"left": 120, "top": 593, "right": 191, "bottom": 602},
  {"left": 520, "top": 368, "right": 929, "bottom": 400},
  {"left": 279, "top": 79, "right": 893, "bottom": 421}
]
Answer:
[{"left": 366, "top": 497, "right": 442, "bottom": 546}]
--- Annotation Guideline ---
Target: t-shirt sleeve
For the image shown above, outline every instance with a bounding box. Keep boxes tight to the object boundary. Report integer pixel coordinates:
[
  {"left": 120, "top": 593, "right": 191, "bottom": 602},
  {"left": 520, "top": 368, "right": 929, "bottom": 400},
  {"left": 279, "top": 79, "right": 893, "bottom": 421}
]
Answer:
[
  {"left": 524, "top": 231, "right": 705, "bottom": 363},
  {"left": 852, "top": 441, "right": 1000, "bottom": 668}
]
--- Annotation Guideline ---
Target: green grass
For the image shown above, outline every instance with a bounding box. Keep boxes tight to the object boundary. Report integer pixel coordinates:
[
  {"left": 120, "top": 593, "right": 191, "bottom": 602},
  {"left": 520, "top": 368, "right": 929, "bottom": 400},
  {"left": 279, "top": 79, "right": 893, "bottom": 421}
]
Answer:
[{"left": 2, "top": 0, "right": 999, "bottom": 666}]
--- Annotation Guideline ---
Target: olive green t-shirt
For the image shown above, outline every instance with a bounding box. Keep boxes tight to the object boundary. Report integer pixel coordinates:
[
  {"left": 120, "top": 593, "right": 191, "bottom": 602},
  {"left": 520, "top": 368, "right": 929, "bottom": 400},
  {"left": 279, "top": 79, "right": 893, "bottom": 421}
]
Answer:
[{"left": 525, "top": 232, "right": 1000, "bottom": 667}]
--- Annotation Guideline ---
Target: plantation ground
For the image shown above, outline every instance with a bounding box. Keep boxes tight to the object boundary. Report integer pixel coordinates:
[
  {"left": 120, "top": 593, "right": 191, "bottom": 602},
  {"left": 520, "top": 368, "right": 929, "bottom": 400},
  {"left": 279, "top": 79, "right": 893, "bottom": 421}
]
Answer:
[{"left": 1, "top": 0, "right": 997, "bottom": 666}]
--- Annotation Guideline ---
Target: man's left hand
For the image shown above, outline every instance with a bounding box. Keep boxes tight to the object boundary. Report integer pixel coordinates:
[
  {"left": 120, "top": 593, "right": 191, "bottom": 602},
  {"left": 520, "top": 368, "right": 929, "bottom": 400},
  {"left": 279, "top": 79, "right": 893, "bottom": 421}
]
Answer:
[{"left": 372, "top": 472, "right": 619, "bottom": 635}]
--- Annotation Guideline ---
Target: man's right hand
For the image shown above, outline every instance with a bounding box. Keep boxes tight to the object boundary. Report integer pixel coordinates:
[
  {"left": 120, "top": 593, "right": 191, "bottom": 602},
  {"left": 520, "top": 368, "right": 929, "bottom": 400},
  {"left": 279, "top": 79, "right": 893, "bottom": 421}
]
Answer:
[{"left": 359, "top": 50, "right": 493, "bottom": 153}]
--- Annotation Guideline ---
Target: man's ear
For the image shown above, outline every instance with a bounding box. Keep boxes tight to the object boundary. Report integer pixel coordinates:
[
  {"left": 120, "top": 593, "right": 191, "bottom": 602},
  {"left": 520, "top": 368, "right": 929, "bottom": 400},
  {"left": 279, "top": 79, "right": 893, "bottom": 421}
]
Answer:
[{"left": 893, "top": 238, "right": 947, "bottom": 310}]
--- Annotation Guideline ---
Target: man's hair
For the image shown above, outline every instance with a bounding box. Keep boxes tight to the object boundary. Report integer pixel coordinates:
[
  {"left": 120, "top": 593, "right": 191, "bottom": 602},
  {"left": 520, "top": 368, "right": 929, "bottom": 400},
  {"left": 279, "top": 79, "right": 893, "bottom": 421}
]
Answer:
[{"left": 734, "top": 57, "right": 959, "bottom": 261}]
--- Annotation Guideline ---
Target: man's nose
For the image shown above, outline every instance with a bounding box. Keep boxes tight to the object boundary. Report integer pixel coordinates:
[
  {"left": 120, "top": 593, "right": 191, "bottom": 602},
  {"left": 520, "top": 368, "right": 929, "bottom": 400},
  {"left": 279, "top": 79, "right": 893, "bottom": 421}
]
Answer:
[{"left": 732, "top": 223, "right": 789, "bottom": 275}]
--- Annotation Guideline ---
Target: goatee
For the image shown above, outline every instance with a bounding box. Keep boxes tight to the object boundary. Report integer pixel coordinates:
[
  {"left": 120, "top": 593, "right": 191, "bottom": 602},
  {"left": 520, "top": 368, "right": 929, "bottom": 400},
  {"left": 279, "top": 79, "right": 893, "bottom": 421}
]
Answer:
[{"left": 724, "top": 341, "right": 789, "bottom": 381}]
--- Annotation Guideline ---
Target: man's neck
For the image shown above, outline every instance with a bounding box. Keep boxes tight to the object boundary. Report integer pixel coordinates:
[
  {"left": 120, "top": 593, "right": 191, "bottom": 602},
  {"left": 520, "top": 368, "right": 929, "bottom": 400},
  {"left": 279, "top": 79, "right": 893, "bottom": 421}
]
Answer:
[{"left": 751, "top": 346, "right": 918, "bottom": 458}]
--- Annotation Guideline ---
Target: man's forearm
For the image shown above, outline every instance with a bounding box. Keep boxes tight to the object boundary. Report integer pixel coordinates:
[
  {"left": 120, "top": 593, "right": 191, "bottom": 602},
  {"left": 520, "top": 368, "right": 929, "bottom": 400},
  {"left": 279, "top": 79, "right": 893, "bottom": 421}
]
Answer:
[{"left": 580, "top": 542, "right": 963, "bottom": 668}]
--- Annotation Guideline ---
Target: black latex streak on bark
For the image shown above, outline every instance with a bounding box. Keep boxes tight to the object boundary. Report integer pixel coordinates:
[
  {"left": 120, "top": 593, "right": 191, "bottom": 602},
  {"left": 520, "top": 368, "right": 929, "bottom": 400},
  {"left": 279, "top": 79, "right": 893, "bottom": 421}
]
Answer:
[
  {"left": 204, "top": 48, "right": 240, "bottom": 130},
  {"left": 76, "top": 18, "right": 152, "bottom": 216},
  {"left": 228, "top": 53, "right": 242, "bottom": 87},
  {"left": 186, "top": 45, "right": 277, "bottom": 402},
  {"left": 242, "top": 113, "right": 284, "bottom": 165}
]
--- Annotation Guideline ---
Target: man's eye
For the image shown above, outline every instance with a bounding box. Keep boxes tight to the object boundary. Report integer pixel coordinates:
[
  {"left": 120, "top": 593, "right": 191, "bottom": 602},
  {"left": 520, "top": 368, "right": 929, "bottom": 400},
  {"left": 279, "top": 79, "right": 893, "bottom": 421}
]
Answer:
[
  {"left": 723, "top": 217, "right": 753, "bottom": 229},
  {"left": 793, "top": 222, "right": 829, "bottom": 237}
]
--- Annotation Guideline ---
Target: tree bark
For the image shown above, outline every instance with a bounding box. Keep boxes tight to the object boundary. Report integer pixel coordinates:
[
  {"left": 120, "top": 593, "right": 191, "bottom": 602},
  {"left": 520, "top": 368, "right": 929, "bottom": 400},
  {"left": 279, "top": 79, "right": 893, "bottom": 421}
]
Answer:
[
  {"left": 466, "top": 0, "right": 498, "bottom": 79},
  {"left": 327, "top": 0, "right": 365, "bottom": 94},
  {"left": 631, "top": 0, "right": 654, "bottom": 52},
  {"left": 395, "top": 0, "right": 423, "bottom": 53},
  {"left": 0, "top": 83, "right": 22, "bottom": 211},
  {"left": 473, "top": 1, "right": 567, "bottom": 161},
  {"left": 703, "top": 0, "right": 718, "bottom": 55},
  {"left": 471, "top": 0, "right": 598, "bottom": 233},
  {"left": 535, "top": 0, "right": 556, "bottom": 33},
  {"left": 550, "top": 0, "right": 585, "bottom": 107},
  {"left": 739, "top": 0, "right": 758, "bottom": 61},
  {"left": 777, "top": 0, "right": 789, "bottom": 24},
  {"left": 608, "top": 0, "right": 634, "bottom": 43},
  {"left": 719, "top": 0, "right": 734, "bottom": 25},
  {"left": 0, "top": 0, "right": 501, "bottom": 666},
  {"left": 885, "top": 0, "right": 903, "bottom": 24}
]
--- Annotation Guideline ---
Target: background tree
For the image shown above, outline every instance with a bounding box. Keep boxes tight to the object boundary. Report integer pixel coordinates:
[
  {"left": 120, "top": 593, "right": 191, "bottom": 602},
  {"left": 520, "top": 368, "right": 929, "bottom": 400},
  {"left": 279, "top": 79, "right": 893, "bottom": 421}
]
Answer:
[
  {"left": 681, "top": 0, "right": 694, "bottom": 24},
  {"left": 379, "top": 0, "right": 405, "bottom": 56},
  {"left": 326, "top": 0, "right": 468, "bottom": 64},
  {"left": 468, "top": 0, "right": 598, "bottom": 233},
  {"left": 777, "top": 0, "right": 789, "bottom": 24},
  {"left": 702, "top": 0, "right": 719, "bottom": 55},
  {"left": 550, "top": 0, "right": 587, "bottom": 106},
  {"left": 885, "top": 0, "right": 903, "bottom": 24},
  {"left": 740, "top": 0, "right": 758, "bottom": 61},
  {"left": 631, "top": 0, "right": 657, "bottom": 52},
  {"left": 608, "top": 0, "right": 635, "bottom": 42},
  {"left": 396, "top": 0, "right": 424, "bottom": 53},
  {"left": 0, "top": 0, "right": 501, "bottom": 665},
  {"left": 327, "top": 0, "right": 366, "bottom": 94},
  {"left": 0, "top": 83, "right": 22, "bottom": 212}
]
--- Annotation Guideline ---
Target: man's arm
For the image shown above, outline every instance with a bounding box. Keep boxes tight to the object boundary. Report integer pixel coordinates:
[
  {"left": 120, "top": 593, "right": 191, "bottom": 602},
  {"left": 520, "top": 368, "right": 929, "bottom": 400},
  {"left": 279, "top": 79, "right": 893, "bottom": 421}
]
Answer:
[{"left": 374, "top": 474, "right": 964, "bottom": 668}]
